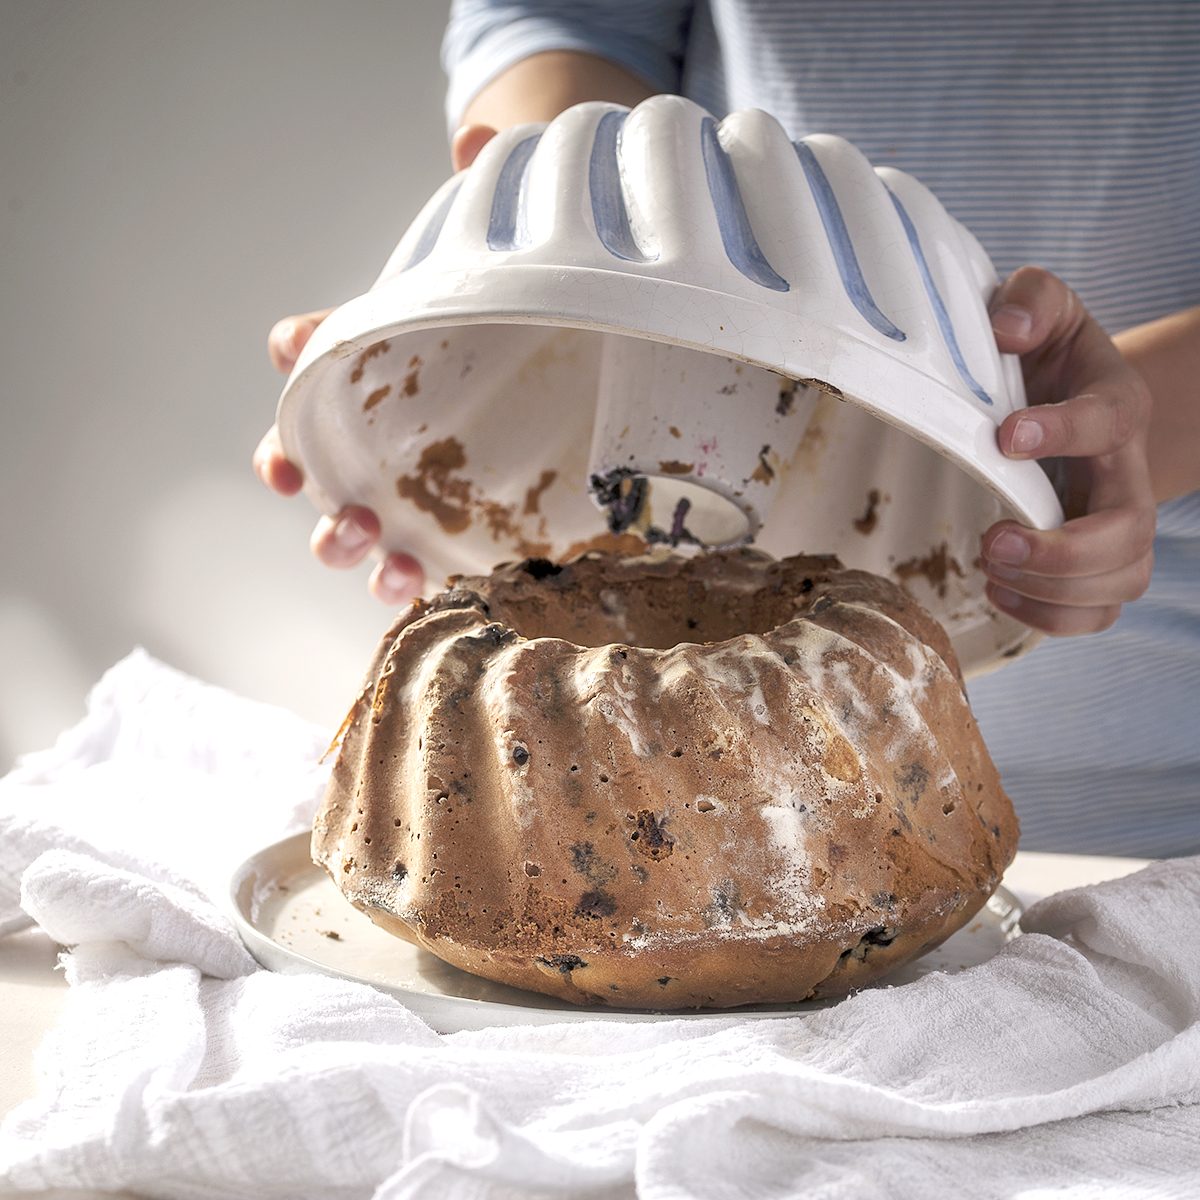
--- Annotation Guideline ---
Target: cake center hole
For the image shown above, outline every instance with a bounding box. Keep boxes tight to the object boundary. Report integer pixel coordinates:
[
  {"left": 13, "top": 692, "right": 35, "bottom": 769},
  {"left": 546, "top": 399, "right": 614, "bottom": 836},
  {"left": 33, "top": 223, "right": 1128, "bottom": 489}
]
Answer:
[{"left": 486, "top": 572, "right": 801, "bottom": 650}]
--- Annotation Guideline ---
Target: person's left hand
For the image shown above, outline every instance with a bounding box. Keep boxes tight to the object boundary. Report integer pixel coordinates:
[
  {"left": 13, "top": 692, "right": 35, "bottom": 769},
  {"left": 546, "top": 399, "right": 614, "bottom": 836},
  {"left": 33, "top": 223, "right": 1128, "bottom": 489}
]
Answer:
[{"left": 981, "top": 266, "right": 1156, "bottom": 635}]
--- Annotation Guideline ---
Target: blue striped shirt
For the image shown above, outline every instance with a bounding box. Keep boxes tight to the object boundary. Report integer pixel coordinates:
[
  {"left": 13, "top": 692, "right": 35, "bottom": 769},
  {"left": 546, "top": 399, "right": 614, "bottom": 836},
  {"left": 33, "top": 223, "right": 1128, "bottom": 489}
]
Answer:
[{"left": 443, "top": 0, "right": 1200, "bottom": 857}]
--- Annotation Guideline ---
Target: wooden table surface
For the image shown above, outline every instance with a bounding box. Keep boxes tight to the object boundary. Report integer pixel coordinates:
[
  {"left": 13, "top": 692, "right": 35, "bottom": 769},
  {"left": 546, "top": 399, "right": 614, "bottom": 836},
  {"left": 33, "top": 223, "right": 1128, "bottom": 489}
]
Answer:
[{"left": 0, "top": 850, "right": 1153, "bottom": 1199}]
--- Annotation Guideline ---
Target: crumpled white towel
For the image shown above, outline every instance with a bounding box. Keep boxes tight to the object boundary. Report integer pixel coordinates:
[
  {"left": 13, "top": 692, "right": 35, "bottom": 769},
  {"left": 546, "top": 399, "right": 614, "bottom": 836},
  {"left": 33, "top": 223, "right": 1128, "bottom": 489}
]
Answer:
[{"left": 2, "top": 650, "right": 1199, "bottom": 1200}]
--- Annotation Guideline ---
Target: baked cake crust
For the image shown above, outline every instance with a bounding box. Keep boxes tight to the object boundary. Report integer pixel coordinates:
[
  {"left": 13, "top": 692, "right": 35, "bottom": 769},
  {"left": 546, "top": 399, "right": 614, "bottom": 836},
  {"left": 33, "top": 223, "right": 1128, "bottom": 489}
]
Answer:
[{"left": 313, "top": 549, "right": 1018, "bottom": 1009}]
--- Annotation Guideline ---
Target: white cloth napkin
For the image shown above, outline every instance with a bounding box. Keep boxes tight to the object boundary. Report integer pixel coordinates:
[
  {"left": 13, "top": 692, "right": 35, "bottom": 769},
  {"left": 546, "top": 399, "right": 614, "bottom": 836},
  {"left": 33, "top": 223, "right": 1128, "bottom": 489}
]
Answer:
[{"left": 2, "top": 651, "right": 1199, "bottom": 1200}]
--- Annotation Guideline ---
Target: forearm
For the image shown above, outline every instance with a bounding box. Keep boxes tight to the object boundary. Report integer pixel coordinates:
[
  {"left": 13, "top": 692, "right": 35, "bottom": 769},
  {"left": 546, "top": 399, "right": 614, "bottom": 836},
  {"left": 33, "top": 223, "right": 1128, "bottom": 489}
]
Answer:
[
  {"left": 460, "top": 49, "right": 655, "bottom": 131},
  {"left": 1114, "top": 306, "right": 1200, "bottom": 505}
]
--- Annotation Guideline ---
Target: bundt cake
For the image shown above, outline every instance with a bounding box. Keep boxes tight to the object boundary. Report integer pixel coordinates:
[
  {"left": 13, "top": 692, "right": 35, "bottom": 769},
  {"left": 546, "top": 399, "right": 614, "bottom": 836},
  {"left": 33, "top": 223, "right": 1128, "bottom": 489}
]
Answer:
[{"left": 312, "top": 549, "right": 1018, "bottom": 1010}]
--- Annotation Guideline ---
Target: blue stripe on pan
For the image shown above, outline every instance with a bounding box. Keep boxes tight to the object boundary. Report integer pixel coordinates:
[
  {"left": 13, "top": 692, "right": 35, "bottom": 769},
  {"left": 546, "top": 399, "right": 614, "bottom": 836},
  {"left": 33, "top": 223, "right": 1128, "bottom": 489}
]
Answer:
[
  {"left": 887, "top": 187, "right": 994, "bottom": 406},
  {"left": 399, "top": 178, "right": 463, "bottom": 272},
  {"left": 589, "top": 111, "right": 652, "bottom": 262},
  {"left": 699, "top": 118, "right": 789, "bottom": 292},
  {"left": 793, "top": 141, "right": 906, "bottom": 342},
  {"left": 487, "top": 134, "right": 542, "bottom": 251}
]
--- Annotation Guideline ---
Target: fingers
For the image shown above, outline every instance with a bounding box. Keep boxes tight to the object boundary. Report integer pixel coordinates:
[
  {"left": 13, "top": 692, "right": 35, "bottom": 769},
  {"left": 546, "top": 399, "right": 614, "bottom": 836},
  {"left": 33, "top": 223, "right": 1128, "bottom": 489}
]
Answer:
[
  {"left": 980, "top": 443, "right": 1156, "bottom": 632},
  {"left": 991, "top": 266, "right": 1152, "bottom": 461},
  {"left": 268, "top": 307, "right": 335, "bottom": 374},
  {"left": 997, "top": 376, "right": 1151, "bottom": 461},
  {"left": 981, "top": 509, "right": 1155, "bottom": 632},
  {"left": 310, "top": 505, "right": 380, "bottom": 568},
  {"left": 985, "top": 585, "right": 1122, "bottom": 637},
  {"left": 989, "top": 265, "right": 1083, "bottom": 357},
  {"left": 451, "top": 124, "right": 498, "bottom": 172},
  {"left": 252, "top": 425, "right": 303, "bottom": 496},
  {"left": 261, "top": 307, "right": 425, "bottom": 600},
  {"left": 308, "top": 511, "right": 425, "bottom": 604},
  {"left": 260, "top": 308, "right": 333, "bottom": 494},
  {"left": 983, "top": 506, "right": 1155, "bottom": 579},
  {"left": 984, "top": 554, "right": 1153, "bottom": 607},
  {"left": 369, "top": 552, "right": 425, "bottom": 606},
  {"left": 984, "top": 265, "right": 1158, "bottom": 637}
]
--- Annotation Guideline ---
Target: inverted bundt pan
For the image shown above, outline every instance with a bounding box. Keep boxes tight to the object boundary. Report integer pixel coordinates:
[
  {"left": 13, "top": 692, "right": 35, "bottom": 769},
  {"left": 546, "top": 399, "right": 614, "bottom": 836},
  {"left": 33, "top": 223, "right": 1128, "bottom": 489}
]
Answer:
[{"left": 278, "top": 96, "right": 1062, "bottom": 674}]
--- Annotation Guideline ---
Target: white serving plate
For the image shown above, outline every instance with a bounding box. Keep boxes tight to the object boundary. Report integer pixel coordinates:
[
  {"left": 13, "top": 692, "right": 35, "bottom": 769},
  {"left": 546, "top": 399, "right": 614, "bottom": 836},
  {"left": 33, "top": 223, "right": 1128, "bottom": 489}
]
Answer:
[{"left": 230, "top": 831, "right": 1023, "bottom": 1034}]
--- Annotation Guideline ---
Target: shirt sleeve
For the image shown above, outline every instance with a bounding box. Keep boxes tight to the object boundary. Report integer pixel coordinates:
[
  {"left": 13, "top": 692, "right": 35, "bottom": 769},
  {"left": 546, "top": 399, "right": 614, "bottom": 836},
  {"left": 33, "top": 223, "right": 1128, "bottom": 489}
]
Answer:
[{"left": 442, "top": 0, "right": 694, "bottom": 130}]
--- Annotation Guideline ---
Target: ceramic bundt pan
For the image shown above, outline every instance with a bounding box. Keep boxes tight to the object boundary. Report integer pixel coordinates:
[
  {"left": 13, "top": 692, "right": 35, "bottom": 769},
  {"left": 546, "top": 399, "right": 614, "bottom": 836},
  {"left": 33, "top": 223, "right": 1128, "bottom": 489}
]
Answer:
[{"left": 277, "top": 96, "right": 1062, "bottom": 675}]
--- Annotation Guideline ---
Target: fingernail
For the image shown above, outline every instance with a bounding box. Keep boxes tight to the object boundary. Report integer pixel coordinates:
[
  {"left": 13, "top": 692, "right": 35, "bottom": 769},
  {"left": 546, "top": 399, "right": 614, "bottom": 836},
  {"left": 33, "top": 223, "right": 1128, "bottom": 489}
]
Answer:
[
  {"left": 1010, "top": 417, "right": 1044, "bottom": 455},
  {"left": 990, "top": 586, "right": 1021, "bottom": 611},
  {"left": 991, "top": 304, "right": 1033, "bottom": 340},
  {"left": 379, "top": 561, "right": 418, "bottom": 603},
  {"left": 334, "top": 513, "right": 372, "bottom": 553},
  {"left": 987, "top": 529, "right": 1030, "bottom": 566}
]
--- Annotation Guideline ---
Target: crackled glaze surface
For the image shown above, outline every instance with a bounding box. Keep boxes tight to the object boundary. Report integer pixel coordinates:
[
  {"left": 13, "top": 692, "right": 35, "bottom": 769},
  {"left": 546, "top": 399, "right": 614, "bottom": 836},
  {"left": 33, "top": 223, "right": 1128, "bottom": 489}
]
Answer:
[{"left": 313, "top": 550, "right": 1017, "bottom": 1009}]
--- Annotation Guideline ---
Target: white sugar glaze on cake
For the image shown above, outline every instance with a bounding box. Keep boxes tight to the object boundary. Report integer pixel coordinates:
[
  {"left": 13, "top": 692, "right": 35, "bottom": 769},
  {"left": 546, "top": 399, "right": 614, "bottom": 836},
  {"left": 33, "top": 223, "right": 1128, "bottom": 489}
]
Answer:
[{"left": 313, "top": 548, "right": 1018, "bottom": 1010}]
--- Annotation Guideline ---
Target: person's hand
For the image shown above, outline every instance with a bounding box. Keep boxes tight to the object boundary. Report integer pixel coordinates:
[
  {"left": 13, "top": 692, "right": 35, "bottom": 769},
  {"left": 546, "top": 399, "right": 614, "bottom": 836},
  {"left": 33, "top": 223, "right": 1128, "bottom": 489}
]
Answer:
[
  {"left": 980, "top": 266, "right": 1156, "bottom": 635},
  {"left": 253, "top": 308, "right": 426, "bottom": 604},
  {"left": 252, "top": 125, "right": 498, "bottom": 604}
]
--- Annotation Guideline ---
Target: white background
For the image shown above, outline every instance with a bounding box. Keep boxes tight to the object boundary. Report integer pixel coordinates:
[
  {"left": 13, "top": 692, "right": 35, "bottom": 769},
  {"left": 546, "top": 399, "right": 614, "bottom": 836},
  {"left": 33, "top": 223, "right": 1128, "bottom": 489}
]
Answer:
[{"left": 1, "top": 1, "right": 454, "bottom": 766}]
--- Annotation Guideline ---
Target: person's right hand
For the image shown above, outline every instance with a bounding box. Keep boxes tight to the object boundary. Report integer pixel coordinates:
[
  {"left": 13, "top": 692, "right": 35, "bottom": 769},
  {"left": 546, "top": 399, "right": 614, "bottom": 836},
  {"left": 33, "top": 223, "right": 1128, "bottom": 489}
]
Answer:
[{"left": 252, "top": 125, "right": 499, "bottom": 605}]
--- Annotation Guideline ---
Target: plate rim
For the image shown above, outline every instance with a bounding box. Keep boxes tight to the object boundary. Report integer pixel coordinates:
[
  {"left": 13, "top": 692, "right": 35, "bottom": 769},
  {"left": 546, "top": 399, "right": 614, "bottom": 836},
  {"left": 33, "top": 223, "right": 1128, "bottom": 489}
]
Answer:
[{"left": 228, "top": 830, "right": 1024, "bottom": 1029}]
